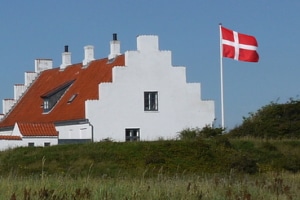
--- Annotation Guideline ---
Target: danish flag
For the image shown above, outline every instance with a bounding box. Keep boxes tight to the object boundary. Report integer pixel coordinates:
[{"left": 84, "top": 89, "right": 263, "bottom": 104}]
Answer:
[{"left": 221, "top": 26, "right": 259, "bottom": 62}]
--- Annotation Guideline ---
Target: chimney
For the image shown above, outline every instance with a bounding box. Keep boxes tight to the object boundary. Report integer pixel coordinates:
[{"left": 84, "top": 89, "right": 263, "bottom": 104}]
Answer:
[
  {"left": 60, "top": 45, "right": 71, "bottom": 70},
  {"left": 108, "top": 33, "right": 121, "bottom": 60},
  {"left": 113, "top": 33, "right": 117, "bottom": 41},
  {"left": 82, "top": 45, "right": 95, "bottom": 66}
]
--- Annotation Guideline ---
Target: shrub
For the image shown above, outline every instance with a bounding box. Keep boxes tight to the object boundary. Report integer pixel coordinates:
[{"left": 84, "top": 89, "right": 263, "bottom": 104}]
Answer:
[
  {"left": 230, "top": 154, "right": 258, "bottom": 174},
  {"left": 281, "top": 157, "right": 300, "bottom": 173},
  {"left": 198, "top": 126, "right": 223, "bottom": 138},
  {"left": 229, "top": 98, "right": 300, "bottom": 139},
  {"left": 261, "top": 142, "right": 277, "bottom": 151},
  {"left": 215, "top": 136, "right": 232, "bottom": 149},
  {"left": 178, "top": 126, "right": 224, "bottom": 140},
  {"left": 177, "top": 128, "right": 199, "bottom": 140}
]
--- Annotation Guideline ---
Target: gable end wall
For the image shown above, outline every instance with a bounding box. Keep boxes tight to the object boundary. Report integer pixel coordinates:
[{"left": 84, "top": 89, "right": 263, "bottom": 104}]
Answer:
[{"left": 86, "top": 35, "right": 215, "bottom": 141}]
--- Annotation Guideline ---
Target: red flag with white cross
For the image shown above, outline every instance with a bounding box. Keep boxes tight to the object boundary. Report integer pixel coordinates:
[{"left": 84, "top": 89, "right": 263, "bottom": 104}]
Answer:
[{"left": 220, "top": 26, "right": 259, "bottom": 62}]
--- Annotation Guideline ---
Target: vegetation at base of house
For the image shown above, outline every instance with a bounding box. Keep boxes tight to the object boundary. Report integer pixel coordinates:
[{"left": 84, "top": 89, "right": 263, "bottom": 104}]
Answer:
[
  {"left": 1, "top": 98, "right": 300, "bottom": 198},
  {"left": 0, "top": 137, "right": 300, "bottom": 178},
  {"left": 177, "top": 125, "right": 224, "bottom": 140}
]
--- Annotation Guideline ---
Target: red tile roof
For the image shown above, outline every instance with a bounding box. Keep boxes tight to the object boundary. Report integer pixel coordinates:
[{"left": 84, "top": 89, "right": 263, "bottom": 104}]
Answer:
[
  {"left": 0, "top": 135, "right": 22, "bottom": 140},
  {"left": 0, "top": 55, "right": 125, "bottom": 128},
  {"left": 18, "top": 122, "right": 58, "bottom": 137}
]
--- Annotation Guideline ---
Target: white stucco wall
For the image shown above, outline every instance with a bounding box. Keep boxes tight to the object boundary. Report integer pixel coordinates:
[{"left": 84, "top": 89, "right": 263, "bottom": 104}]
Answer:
[
  {"left": 56, "top": 123, "right": 92, "bottom": 140},
  {"left": 25, "top": 72, "right": 38, "bottom": 86},
  {"left": 0, "top": 140, "right": 23, "bottom": 151},
  {"left": 2, "top": 99, "right": 15, "bottom": 115},
  {"left": 22, "top": 137, "right": 58, "bottom": 146},
  {"left": 0, "top": 129, "right": 12, "bottom": 135},
  {"left": 35, "top": 59, "right": 53, "bottom": 73},
  {"left": 86, "top": 35, "right": 215, "bottom": 142},
  {"left": 0, "top": 138, "right": 58, "bottom": 151},
  {"left": 14, "top": 84, "right": 26, "bottom": 100}
]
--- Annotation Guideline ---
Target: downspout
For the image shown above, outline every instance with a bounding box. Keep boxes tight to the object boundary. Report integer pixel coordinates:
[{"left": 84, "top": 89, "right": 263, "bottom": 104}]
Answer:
[{"left": 88, "top": 120, "right": 94, "bottom": 142}]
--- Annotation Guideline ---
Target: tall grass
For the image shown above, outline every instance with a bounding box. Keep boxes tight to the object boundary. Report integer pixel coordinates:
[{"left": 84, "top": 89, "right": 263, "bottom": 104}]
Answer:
[
  {"left": 1, "top": 139, "right": 300, "bottom": 199},
  {"left": 1, "top": 170, "right": 300, "bottom": 199}
]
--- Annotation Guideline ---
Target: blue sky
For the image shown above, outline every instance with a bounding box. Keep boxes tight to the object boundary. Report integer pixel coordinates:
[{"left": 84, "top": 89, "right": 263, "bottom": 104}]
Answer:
[{"left": 0, "top": 1, "right": 299, "bottom": 130}]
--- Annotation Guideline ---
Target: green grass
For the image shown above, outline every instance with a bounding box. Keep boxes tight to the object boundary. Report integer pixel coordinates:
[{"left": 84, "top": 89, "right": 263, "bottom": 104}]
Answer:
[
  {"left": 1, "top": 171, "right": 300, "bottom": 199},
  {"left": 1, "top": 138, "right": 300, "bottom": 177},
  {"left": 0, "top": 138, "right": 300, "bottom": 199}
]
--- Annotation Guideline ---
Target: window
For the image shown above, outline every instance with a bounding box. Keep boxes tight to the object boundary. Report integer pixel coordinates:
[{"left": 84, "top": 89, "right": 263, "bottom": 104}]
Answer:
[
  {"left": 28, "top": 142, "right": 34, "bottom": 147},
  {"left": 125, "top": 128, "right": 140, "bottom": 141},
  {"left": 44, "top": 142, "right": 51, "bottom": 147},
  {"left": 44, "top": 100, "right": 49, "bottom": 110},
  {"left": 144, "top": 91, "right": 158, "bottom": 111},
  {"left": 41, "top": 80, "right": 75, "bottom": 112},
  {"left": 67, "top": 93, "right": 78, "bottom": 104}
]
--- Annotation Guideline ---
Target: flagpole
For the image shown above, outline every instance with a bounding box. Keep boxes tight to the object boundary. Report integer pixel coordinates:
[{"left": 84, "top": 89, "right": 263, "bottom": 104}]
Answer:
[{"left": 219, "top": 23, "right": 225, "bottom": 129}]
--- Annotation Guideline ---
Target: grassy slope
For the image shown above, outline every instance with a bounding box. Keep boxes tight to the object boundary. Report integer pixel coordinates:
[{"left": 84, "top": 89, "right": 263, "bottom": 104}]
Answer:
[{"left": 0, "top": 138, "right": 300, "bottom": 178}]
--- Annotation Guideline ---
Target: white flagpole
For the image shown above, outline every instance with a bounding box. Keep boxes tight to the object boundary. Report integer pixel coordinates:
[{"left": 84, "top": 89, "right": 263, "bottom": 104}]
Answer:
[{"left": 219, "top": 24, "right": 225, "bottom": 129}]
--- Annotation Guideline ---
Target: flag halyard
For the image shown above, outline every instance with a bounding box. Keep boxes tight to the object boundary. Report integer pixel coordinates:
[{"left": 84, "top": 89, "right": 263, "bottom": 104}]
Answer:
[{"left": 221, "top": 26, "right": 259, "bottom": 62}]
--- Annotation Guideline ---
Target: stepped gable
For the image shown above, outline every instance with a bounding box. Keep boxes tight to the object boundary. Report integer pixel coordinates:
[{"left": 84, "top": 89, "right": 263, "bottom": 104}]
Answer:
[{"left": 0, "top": 55, "right": 125, "bottom": 128}]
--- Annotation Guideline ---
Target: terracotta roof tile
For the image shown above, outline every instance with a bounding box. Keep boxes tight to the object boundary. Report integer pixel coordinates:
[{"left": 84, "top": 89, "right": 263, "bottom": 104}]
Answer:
[
  {"left": 0, "top": 135, "right": 22, "bottom": 140},
  {"left": 0, "top": 55, "right": 125, "bottom": 127},
  {"left": 18, "top": 122, "right": 58, "bottom": 137}
]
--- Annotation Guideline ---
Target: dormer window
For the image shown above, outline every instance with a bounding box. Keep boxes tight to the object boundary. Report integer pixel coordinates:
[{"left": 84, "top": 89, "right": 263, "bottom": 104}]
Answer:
[
  {"left": 41, "top": 80, "right": 75, "bottom": 113},
  {"left": 44, "top": 99, "right": 50, "bottom": 110}
]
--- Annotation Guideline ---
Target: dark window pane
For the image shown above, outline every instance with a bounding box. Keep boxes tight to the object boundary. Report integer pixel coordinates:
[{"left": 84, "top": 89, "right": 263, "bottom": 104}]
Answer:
[
  {"left": 125, "top": 128, "right": 140, "bottom": 142},
  {"left": 144, "top": 92, "right": 158, "bottom": 111}
]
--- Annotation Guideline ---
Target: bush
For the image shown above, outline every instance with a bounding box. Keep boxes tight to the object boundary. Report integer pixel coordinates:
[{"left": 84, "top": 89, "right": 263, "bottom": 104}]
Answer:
[
  {"left": 199, "top": 126, "right": 223, "bottom": 138},
  {"left": 215, "top": 136, "right": 232, "bottom": 148},
  {"left": 177, "top": 128, "right": 199, "bottom": 140},
  {"left": 230, "top": 154, "right": 258, "bottom": 174},
  {"left": 281, "top": 157, "right": 300, "bottom": 173},
  {"left": 229, "top": 98, "right": 300, "bottom": 139},
  {"left": 261, "top": 142, "right": 277, "bottom": 151},
  {"left": 178, "top": 126, "right": 224, "bottom": 140}
]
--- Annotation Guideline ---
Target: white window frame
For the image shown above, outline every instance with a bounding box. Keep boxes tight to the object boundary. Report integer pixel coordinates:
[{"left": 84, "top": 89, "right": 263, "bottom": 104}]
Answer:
[
  {"left": 44, "top": 142, "right": 51, "bottom": 147},
  {"left": 144, "top": 91, "right": 158, "bottom": 111},
  {"left": 125, "top": 128, "right": 140, "bottom": 141},
  {"left": 44, "top": 100, "right": 49, "bottom": 110},
  {"left": 28, "top": 142, "right": 35, "bottom": 147}
]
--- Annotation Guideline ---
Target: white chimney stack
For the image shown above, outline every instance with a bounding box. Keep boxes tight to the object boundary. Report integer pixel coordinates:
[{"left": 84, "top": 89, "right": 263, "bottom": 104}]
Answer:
[
  {"left": 108, "top": 33, "right": 121, "bottom": 60},
  {"left": 82, "top": 45, "right": 95, "bottom": 66},
  {"left": 60, "top": 45, "right": 71, "bottom": 70}
]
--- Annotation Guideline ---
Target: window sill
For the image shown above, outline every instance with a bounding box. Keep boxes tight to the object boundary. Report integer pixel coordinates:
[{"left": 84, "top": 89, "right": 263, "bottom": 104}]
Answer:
[{"left": 144, "top": 110, "right": 159, "bottom": 113}]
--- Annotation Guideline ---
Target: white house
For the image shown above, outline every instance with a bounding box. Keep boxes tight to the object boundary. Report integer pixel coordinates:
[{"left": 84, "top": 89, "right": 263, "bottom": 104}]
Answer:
[
  {"left": 0, "top": 34, "right": 215, "bottom": 150},
  {"left": 0, "top": 122, "right": 58, "bottom": 151}
]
